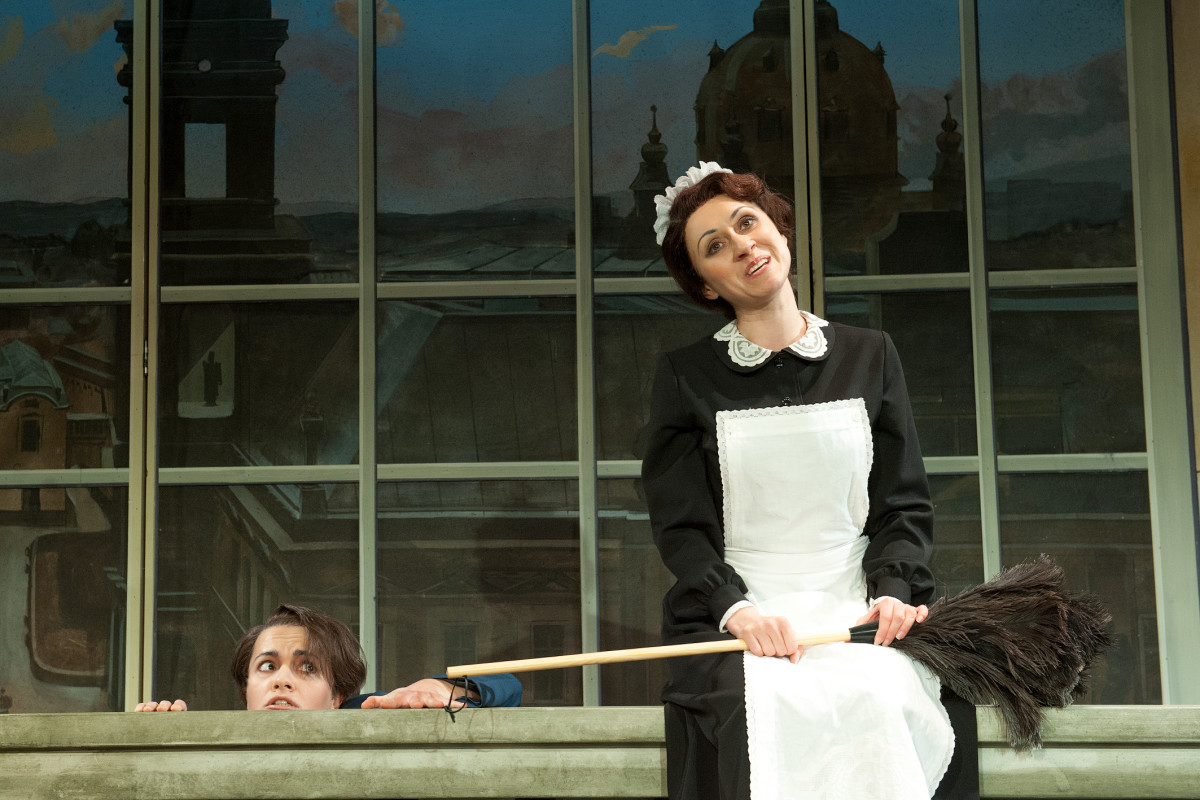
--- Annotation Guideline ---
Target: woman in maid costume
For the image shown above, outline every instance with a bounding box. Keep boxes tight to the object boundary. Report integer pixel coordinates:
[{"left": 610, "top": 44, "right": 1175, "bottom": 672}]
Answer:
[{"left": 641, "top": 163, "right": 977, "bottom": 799}]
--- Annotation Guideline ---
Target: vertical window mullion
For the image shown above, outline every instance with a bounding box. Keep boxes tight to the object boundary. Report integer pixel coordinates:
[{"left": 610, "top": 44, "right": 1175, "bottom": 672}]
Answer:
[
  {"left": 123, "top": 0, "right": 162, "bottom": 710},
  {"left": 123, "top": 0, "right": 163, "bottom": 705},
  {"left": 1126, "top": 0, "right": 1200, "bottom": 704},
  {"left": 958, "top": 0, "right": 1002, "bottom": 578},
  {"left": 794, "top": 0, "right": 821, "bottom": 316},
  {"left": 359, "top": 0, "right": 379, "bottom": 693},
  {"left": 573, "top": 0, "right": 600, "bottom": 706}
]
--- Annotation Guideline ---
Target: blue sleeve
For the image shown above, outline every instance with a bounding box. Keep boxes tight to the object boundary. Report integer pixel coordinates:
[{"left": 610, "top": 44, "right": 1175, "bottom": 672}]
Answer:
[
  {"left": 462, "top": 673, "right": 522, "bottom": 707},
  {"left": 339, "top": 692, "right": 374, "bottom": 709},
  {"left": 339, "top": 674, "right": 522, "bottom": 709}
]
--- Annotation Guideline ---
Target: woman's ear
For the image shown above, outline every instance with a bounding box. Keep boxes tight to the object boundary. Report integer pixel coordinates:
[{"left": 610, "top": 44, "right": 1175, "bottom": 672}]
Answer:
[{"left": 701, "top": 284, "right": 719, "bottom": 301}]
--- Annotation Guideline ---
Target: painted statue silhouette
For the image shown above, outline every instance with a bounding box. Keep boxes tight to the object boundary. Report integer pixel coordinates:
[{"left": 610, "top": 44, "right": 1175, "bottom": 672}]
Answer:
[{"left": 202, "top": 351, "right": 222, "bottom": 406}]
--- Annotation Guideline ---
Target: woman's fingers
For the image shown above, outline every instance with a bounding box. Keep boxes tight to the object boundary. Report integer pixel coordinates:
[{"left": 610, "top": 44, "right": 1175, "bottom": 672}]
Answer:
[
  {"left": 901, "top": 604, "right": 929, "bottom": 638},
  {"left": 726, "top": 607, "right": 801, "bottom": 660},
  {"left": 745, "top": 621, "right": 796, "bottom": 658},
  {"left": 873, "top": 599, "right": 925, "bottom": 646},
  {"left": 132, "top": 699, "right": 187, "bottom": 712}
]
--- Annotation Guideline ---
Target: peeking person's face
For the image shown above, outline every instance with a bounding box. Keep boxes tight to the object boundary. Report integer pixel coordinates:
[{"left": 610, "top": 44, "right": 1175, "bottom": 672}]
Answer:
[{"left": 244, "top": 624, "right": 342, "bottom": 710}]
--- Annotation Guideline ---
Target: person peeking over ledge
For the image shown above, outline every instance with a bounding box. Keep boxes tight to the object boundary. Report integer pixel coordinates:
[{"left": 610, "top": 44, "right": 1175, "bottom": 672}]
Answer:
[{"left": 133, "top": 603, "right": 521, "bottom": 712}]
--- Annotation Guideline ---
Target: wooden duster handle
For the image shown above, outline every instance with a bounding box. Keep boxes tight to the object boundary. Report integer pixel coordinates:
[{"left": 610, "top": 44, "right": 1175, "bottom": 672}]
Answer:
[{"left": 445, "top": 622, "right": 880, "bottom": 678}]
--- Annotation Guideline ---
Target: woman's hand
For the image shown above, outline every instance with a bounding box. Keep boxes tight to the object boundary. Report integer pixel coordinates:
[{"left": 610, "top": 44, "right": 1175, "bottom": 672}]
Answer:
[
  {"left": 132, "top": 699, "right": 188, "bottom": 712},
  {"left": 855, "top": 597, "right": 928, "bottom": 646},
  {"left": 726, "top": 607, "right": 802, "bottom": 664},
  {"left": 360, "top": 678, "right": 478, "bottom": 709}
]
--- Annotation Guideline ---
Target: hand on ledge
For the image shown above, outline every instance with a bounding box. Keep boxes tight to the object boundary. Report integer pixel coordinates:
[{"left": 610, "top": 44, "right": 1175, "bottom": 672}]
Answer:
[
  {"left": 133, "top": 699, "right": 188, "bottom": 712},
  {"left": 360, "top": 678, "right": 478, "bottom": 710}
]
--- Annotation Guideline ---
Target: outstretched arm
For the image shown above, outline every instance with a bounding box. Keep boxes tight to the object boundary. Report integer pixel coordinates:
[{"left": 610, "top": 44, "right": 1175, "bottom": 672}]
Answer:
[
  {"left": 358, "top": 678, "right": 476, "bottom": 709},
  {"left": 351, "top": 673, "right": 522, "bottom": 709}
]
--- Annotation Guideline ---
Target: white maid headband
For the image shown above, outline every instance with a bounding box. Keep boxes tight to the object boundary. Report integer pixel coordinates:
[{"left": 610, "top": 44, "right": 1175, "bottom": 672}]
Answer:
[{"left": 652, "top": 161, "right": 733, "bottom": 245}]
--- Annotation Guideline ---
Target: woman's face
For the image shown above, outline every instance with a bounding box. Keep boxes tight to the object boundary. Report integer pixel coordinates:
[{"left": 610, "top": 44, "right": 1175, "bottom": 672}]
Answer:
[
  {"left": 684, "top": 195, "right": 792, "bottom": 315},
  {"left": 244, "top": 624, "right": 342, "bottom": 710}
]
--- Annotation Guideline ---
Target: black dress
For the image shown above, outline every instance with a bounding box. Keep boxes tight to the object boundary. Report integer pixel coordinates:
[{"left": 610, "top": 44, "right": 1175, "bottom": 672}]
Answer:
[{"left": 640, "top": 315, "right": 979, "bottom": 800}]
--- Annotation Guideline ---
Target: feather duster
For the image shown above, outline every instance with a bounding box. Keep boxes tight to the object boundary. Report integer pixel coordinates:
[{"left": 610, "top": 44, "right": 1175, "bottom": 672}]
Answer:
[
  {"left": 448, "top": 555, "right": 1113, "bottom": 750},
  {"left": 886, "top": 555, "right": 1113, "bottom": 749}
]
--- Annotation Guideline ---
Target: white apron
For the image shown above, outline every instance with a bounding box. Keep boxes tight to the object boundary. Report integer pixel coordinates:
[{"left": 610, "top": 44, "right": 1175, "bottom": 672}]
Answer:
[{"left": 716, "top": 400, "right": 954, "bottom": 800}]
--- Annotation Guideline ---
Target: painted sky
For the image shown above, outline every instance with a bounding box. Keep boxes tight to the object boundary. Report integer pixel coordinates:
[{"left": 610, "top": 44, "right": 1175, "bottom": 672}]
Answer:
[{"left": 0, "top": 0, "right": 1130, "bottom": 211}]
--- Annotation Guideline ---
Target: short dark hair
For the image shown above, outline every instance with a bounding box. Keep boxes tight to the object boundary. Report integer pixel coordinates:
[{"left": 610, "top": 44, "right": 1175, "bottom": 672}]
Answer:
[
  {"left": 660, "top": 170, "right": 796, "bottom": 320},
  {"left": 230, "top": 604, "right": 366, "bottom": 705}
]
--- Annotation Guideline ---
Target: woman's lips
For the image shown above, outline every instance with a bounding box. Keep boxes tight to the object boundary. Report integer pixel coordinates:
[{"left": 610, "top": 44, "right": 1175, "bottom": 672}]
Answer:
[
  {"left": 263, "top": 697, "right": 298, "bottom": 709},
  {"left": 746, "top": 255, "right": 770, "bottom": 277}
]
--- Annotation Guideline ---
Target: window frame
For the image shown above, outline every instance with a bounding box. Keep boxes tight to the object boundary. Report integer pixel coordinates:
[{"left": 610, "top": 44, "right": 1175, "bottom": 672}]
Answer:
[{"left": 0, "top": 0, "right": 1194, "bottom": 709}]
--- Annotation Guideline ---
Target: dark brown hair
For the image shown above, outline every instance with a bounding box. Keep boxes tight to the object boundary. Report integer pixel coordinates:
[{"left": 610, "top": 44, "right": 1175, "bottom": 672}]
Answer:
[
  {"left": 660, "top": 170, "right": 796, "bottom": 319},
  {"left": 230, "top": 603, "right": 366, "bottom": 705}
]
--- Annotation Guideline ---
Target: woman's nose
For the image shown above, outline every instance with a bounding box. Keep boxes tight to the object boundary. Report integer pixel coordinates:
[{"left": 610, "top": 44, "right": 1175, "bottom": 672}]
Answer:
[{"left": 731, "top": 232, "right": 754, "bottom": 256}]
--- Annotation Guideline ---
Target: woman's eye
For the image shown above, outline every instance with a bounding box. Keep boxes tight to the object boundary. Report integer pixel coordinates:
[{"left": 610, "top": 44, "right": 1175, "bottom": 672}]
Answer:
[
  {"left": 706, "top": 241, "right": 723, "bottom": 256},
  {"left": 256, "top": 662, "right": 274, "bottom": 672},
  {"left": 300, "top": 662, "right": 316, "bottom": 674},
  {"left": 739, "top": 215, "right": 756, "bottom": 229}
]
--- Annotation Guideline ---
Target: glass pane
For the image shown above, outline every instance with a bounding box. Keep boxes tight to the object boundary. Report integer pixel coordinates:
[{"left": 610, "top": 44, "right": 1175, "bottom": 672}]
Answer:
[
  {"left": 142, "top": 0, "right": 357, "bottom": 285},
  {"left": 928, "top": 473, "right": 984, "bottom": 598},
  {"left": 595, "top": 295, "right": 726, "bottom": 461},
  {"left": 375, "top": 3, "right": 572, "bottom": 282},
  {"left": 158, "top": 301, "right": 359, "bottom": 467},
  {"left": 589, "top": 0, "right": 794, "bottom": 267},
  {"left": 826, "top": 291, "right": 976, "bottom": 457},
  {"left": 0, "top": 304, "right": 131, "bottom": 469},
  {"left": 0, "top": 1, "right": 130, "bottom": 288},
  {"left": 598, "top": 478, "right": 672, "bottom": 705},
  {"left": 377, "top": 480, "right": 580, "bottom": 706},
  {"left": 991, "top": 287, "right": 1144, "bottom": 455},
  {"left": 154, "top": 483, "right": 359, "bottom": 709},
  {"left": 2, "top": 486, "right": 128, "bottom": 712},
  {"left": 999, "top": 471, "right": 1158, "bottom": 703},
  {"left": 376, "top": 298, "right": 576, "bottom": 463},
  {"left": 815, "top": 1, "right": 964, "bottom": 276},
  {"left": 978, "top": 0, "right": 1134, "bottom": 270}
]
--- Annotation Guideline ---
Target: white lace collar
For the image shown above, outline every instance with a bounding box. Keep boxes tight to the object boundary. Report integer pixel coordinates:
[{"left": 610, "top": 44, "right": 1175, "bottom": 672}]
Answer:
[{"left": 712, "top": 310, "right": 830, "bottom": 368}]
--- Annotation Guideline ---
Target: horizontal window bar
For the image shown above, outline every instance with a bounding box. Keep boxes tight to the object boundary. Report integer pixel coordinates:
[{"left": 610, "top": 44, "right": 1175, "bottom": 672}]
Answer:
[
  {"left": 379, "top": 461, "right": 580, "bottom": 481},
  {"left": 154, "top": 278, "right": 689, "bottom": 303},
  {"left": 158, "top": 465, "right": 360, "bottom": 485},
  {"left": 595, "top": 277, "right": 679, "bottom": 295},
  {"left": 379, "top": 280, "right": 577, "bottom": 299},
  {"left": 598, "top": 460, "right": 641, "bottom": 479},
  {"left": 0, "top": 468, "right": 130, "bottom": 487},
  {"left": 5, "top": 453, "right": 1144, "bottom": 491},
  {"left": 996, "top": 452, "right": 1148, "bottom": 472},
  {"left": 161, "top": 284, "right": 362, "bottom": 303},
  {"left": 988, "top": 267, "right": 1137, "bottom": 288},
  {"left": 825, "top": 273, "right": 972, "bottom": 293},
  {"left": 924, "top": 456, "right": 980, "bottom": 474},
  {"left": 0, "top": 288, "right": 133, "bottom": 304}
]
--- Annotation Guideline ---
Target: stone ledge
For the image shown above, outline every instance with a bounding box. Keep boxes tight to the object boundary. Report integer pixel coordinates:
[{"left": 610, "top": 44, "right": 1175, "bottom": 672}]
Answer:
[{"left": 1, "top": 705, "right": 1197, "bottom": 799}]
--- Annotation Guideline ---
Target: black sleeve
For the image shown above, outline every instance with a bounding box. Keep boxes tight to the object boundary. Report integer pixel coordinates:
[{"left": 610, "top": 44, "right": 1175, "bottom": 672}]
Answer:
[
  {"left": 861, "top": 331, "right": 936, "bottom": 606},
  {"left": 641, "top": 354, "right": 749, "bottom": 630}
]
